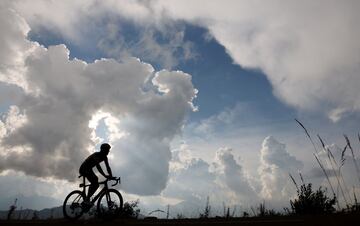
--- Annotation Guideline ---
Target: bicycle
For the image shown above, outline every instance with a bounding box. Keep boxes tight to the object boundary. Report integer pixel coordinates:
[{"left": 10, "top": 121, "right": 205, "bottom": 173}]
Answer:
[{"left": 63, "top": 175, "right": 123, "bottom": 220}]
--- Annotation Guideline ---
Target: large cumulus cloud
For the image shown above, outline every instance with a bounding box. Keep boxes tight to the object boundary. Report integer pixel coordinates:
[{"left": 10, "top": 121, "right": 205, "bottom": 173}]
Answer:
[
  {"left": 214, "top": 147, "right": 257, "bottom": 203},
  {"left": 259, "top": 136, "right": 303, "bottom": 202},
  {"left": 153, "top": 0, "right": 360, "bottom": 121},
  {"left": 0, "top": 6, "right": 197, "bottom": 196},
  {"left": 162, "top": 144, "right": 259, "bottom": 215},
  {"left": 164, "top": 144, "right": 217, "bottom": 203}
]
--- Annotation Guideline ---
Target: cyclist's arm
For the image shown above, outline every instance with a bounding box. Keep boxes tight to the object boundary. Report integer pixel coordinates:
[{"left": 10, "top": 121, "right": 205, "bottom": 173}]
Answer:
[
  {"left": 104, "top": 158, "right": 113, "bottom": 178},
  {"left": 96, "top": 164, "right": 107, "bottom": 178}
]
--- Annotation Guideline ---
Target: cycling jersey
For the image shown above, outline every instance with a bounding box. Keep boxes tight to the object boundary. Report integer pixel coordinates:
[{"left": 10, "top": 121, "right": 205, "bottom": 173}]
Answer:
[{"left": 79, "top": 152, "right": 107, "bottom": 174}]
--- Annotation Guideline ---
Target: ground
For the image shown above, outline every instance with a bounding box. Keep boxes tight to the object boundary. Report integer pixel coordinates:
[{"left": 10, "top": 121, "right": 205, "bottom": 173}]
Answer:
[{"left": 1, "top": 213, "right": 360, "bottom": 226}]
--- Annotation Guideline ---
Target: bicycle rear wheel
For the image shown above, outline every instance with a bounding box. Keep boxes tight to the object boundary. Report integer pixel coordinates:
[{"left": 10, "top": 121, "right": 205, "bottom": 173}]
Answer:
[
  {"left": 63, "top": 190, "right": 85, "bottom": 220},
  {"left": 97, "top": 189, "right": 123, "bottom": 220}
]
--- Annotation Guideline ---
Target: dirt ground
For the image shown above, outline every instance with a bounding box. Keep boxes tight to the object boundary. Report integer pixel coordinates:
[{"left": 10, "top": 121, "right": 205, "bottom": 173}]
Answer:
[{"left": 1, "top": 213, "right": 359, "bottom": 226}]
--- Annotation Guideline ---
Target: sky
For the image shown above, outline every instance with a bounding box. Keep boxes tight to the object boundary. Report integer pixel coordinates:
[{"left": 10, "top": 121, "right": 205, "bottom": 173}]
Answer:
[{"left": 1, "top": 0, "right": 360, "bottom": 216}]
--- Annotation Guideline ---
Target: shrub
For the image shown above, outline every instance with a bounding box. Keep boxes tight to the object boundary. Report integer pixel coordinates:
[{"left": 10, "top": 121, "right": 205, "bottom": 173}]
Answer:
[
  {"left": 290, "top": 183, "right": 336, "bottom": 215},
  {"left": 122, "top": 200, "right": 140, "bottom": 219}
]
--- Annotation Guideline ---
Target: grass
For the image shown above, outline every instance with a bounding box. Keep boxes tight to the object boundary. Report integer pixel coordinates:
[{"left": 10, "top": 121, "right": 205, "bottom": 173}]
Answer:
[{"left": 295, "top": 119, "right": 360, "bottom": 211}]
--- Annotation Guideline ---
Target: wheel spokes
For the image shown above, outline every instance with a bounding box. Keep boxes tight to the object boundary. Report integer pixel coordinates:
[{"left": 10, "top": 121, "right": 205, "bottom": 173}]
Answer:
[
  {"left": 63, "top": 191, "right": 85, "bottom": 219},
  {"left": 98, "top": 190, "right": 122, "bottom": 219}
]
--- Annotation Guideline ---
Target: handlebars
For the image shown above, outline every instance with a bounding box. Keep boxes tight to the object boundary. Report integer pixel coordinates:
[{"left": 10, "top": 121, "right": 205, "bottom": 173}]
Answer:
[
  {"left": 79, "top": 175, "right": 121, "bottom": 187},
  {"left": 110, "top": 177, "right": 121, "bottom": 186}
]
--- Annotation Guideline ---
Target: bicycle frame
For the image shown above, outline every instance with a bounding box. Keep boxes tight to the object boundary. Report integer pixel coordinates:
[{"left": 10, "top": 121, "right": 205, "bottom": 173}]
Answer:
[
  {"left": 63, "top": 176, "right": 122, "bottom": 220},
  {"left": 79, "top": 176, "right": 120, "bottom": 205}
]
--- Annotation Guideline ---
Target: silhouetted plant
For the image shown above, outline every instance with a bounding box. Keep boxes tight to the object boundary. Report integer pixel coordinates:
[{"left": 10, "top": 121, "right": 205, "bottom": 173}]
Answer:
[
  {"left": 318, "top": 135, "right": 350, "bottom": 206},
  {"left": 166, "top": 204, "right": 170, "bottom": 219},
  {"left": 7, "top": 198, "right": 17, "bottom": 220},
  {"left": 283, "top": 207, "right": 291, "bottom": 215},
  {"left": 17, "top": 206, "right": 23, "bottom": 220},
  {"left": 295, "top": 119, "right": 342, "bottom": 209},
  {"left": 225, "top": 207, "right": 230, "bottom": 218},
  {"left": 258, "top": 202, "right": 266, "bottom": 217},
  {"left": 122, "top": 200, "right": 140, "bottom": 219},
  {"left": 256, "top": 201, "right": 281, "bottom": 217},
  {"left": 23, "top": 210, "right": 31, "bottom": 220},
  {"left": 290, "top": 183, "right": 336, "bottom": 215},
  {"left": 346, "top": 189, "right": 360, "bottom": 213},
  {"left": 242, "top": 211, "right": 249, "bottom": 218},
  {"left": 222, "top": 203, "right": 236, "bottom": 218},
  {"left": 31, "top": 211, "right": 39, "bottom": 220},
  {"left": 7, "top": 205, "right": 16, "bottom": 220},
  {"left": 199, "top": 196, "right": 211, "bottom": 218},
  {"left": 349, "top": 203, "right": 360, "bottom": 213}
]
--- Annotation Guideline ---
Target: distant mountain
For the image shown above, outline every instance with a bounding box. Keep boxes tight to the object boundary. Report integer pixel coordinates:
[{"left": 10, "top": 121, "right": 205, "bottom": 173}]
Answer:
[
  {"left": 0, "top": 194, "right": 61, "bottom": 211},
  {"left": 0, "top": 206, "right": 63, "bottom": 220}
]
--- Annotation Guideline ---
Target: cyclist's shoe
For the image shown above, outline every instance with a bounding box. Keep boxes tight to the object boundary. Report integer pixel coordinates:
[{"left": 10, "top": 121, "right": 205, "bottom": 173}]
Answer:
[{"left": 81, "top": 200, "right": 93, "bottom": 212}]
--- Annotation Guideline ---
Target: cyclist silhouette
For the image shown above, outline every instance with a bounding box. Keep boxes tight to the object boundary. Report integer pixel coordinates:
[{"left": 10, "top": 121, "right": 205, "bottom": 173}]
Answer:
[{"left": 79, "top": 143, "right": 114, "bottom": 204}]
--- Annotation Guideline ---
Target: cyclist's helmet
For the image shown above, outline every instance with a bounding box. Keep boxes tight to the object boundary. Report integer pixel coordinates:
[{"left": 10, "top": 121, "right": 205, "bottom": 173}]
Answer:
[{"left": 100, "top": 143, "right": 111, "bottom": 154}]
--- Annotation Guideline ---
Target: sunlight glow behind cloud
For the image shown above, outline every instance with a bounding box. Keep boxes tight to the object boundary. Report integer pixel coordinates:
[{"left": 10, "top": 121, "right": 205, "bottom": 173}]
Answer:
[{"left": 0, "top": 6, "right": 197, "bottom": 196}]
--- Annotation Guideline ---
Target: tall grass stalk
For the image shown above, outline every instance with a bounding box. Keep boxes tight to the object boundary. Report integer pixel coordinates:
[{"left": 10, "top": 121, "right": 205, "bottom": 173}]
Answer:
[
  {"left": 318, "top": 135, "right": 350, "bottom": 206},
  {"left": 295, "top": 119, "right": 339, "bottom": 209},
  {"left": 344, "top": 135, "right": 360, "bottom": 186},
  {"left": 231, "top": 206, "right": 237, "bottom": 218},
  {"left": 340, "top": 145, "right": 347, "bottom": 168},
  {"left": 199, "top": 196, "right": 211, "bottom": 218},
  {"left": 339, "top": 145, "right": 354, "bottom": 204},
  {"left": 338, "top": 144, "right": 353, "bottom": 204},
  {"left": 354, "top": 186, "right": 358, "bottom": 204},
  {"left": 314, "top": 153, "right": 340, "bottom": 210},
  {"left": 299, "top": 172, "right": 305, "bottom": 185},
  {"left": 357, "top": 133, "right": 360, "bottom": 154},
  {"left": 295, "top": 119, "right": 319, "bottom": 153},
  {"left": 289, "top": 173, "right": 299, "bottom": 192}
]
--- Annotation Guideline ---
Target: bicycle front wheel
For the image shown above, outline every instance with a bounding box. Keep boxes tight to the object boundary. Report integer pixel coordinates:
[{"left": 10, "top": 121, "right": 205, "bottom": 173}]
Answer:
[
  {"left": 63, "top": 190, "right": 85, "bottom": 220},
  {"left": 97, "top": 189, "right": 123, "bottom": 220}
]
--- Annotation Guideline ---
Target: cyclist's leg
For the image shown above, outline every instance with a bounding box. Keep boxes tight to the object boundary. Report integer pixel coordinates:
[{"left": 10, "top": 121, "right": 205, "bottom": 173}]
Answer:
[{"left": 86, "top": 170, "right": 99, "bottom": 201}]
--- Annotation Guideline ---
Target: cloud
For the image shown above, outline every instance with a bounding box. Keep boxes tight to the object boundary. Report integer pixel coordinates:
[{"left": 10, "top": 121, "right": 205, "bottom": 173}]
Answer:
[
  {"left": 0, "top": 6, "right": 197, "bottom": 196},
  {"left": 12, "top": 0, "right": 196, "bottom": 69},
  {"left": 214, "top": 147, "right": 257, "bottom": 203},
  {"left": 258, "top": 136, "right": 303, "bottom": 201},
  {"left": 0, "top": 4, "right": 32, "bottom": 90},
  {"left": 188, "top": 102, "right": 263, "bottom": 138},
  {"left": 10, "top": 1, "right": 360, "bottom": 120},
  {"left": 152, "top": 0, "right": 360, "bottom": 120},
  {"left": 189, "top": 104, "right": 241, "bottom": 136},
  {"left": 97, "top": 20, "right": 197, "bottom": 69},
  {"left": 162, "top": 150, "right": 219, "bottom": 216},
  {"left": 164, "top": 144, "right": 217, "bottom": 202},
  {"left": 0, "top": 170, "right": 69, "bottom": 210},
  {"left": 163, "top": 144, "right": 259, "bottom": 214},
  {"left": 0, "top": 83, "right": 24, "bottom": 107}
]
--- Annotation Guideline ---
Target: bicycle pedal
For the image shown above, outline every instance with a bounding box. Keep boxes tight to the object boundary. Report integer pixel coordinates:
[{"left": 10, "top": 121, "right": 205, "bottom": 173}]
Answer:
[
  {"left": 83, "top": 205, "right": 93, "bottom": 213},
  {"left": 81, "top": 201, "right": 92, "bottom": 208}
]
